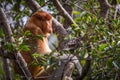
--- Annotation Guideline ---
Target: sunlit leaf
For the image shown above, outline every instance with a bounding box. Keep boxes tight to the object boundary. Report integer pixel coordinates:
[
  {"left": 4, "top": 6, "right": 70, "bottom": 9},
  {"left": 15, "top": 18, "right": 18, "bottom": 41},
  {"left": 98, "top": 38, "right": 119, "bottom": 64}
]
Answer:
[
  {"left": 73, "top": 11, "right": 80, "bottom": 14},
  {"left": 71, "top": 23, "right": 77, "bottom": 27},
  {"left": 74, "top": 17, "right": 81, "bottom": 22},
  {"left": 32, "top": 52, "right": 40, "bottom": 57},
  {"left": 99, "top": 44, "right": 108, "bottom": 51}
]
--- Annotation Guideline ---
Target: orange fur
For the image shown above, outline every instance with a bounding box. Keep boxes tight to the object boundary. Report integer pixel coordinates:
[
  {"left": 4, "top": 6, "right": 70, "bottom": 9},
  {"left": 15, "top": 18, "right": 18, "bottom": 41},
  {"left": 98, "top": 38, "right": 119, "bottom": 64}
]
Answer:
[{"left": 16, "top": 11, "right": 52, "bottom": 80}]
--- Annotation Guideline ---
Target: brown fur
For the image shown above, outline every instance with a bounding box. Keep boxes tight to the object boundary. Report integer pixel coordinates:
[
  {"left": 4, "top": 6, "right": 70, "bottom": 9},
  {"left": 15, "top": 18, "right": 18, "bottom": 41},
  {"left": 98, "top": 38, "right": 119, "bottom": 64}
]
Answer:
[{"left": 15, "top": 11, "right": 52, "bottom": 80}]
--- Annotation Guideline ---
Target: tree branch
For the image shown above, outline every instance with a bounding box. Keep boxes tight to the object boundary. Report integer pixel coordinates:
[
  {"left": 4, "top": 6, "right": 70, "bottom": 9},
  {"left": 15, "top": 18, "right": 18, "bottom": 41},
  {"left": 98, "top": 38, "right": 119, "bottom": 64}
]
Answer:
[
  {"left": 62, "top": 62, "right": 74, "bottom": 80},
  {"left": 0, "top": 7, "right": 33, "bottom": 80},
  {"left": 63, "top": 3, "right": 73, "bottom": 29},
  {"left": 114, "top": 5, "right": 118, "bottom": 20},
  {"left": 47, "top": 54, "right": 82, "bottom": 80},
  {"left": 98, "top": 0, "right": 111, "bottom": 20},
  {"left": 52, "top": 0, "right": 78, "bottom": 27},
  {"left": 79, "top": 54, "right": 91, "bottom": 80}
]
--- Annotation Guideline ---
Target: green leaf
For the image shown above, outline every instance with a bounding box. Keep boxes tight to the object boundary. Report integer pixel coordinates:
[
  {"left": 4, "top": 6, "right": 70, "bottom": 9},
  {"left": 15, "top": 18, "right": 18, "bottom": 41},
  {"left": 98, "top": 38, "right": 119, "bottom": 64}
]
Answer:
[
  {"left": 106, "top": 58, "right": 113, "bottom": 68},
  {"left": 36, "top": 35, "right": 43, "bottom": 40},
  {"left": 4, "top": 43, "right": 16, "bottom": 52},
  {"left": 71, "top": 24, "right": 77, "bottom": 27},
  {"left": 0, "top": 29, "right": 4, "bottom": 37},
  {"left": 80, "top": 11, "right": 87, "bottom": 17},
  {"left": 86, "top": 16, "right": 91, "bottom": 23},
  {"left": 24, "top": 30, "right": 31, "bottom": 36},
  {"left": 32, "top": 52, "right": 40, "bottom": 57},
  {"left": 18, "top": 44, "right": 30, "bottom": 51},
  {"left": 99, "top": 44, "right": 108, "bottom": 51},
  {"left": 91, "top": 16, "right": 97, "bottom": 24},
  {"left": 117, "top": 0, "right": 120, "bottom": 4},
  {"left": 74, "top": 17, "right": 81, "bottom": 22},
  {"left": 37, "top": 0, "right": 45, "bottom": 6},
  {"left": 73, "top": 11, "right": 80, "bottom": 15},
  {"left": 14, "top": 13, "right": 22, "bottom": 21}
]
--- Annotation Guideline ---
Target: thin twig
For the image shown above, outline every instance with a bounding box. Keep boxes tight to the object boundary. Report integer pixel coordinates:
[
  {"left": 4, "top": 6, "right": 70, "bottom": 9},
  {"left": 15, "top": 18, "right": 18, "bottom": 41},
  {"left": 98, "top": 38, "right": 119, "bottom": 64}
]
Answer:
[{"left": 114, "top": 5, "right": 118, "bottom": 20}]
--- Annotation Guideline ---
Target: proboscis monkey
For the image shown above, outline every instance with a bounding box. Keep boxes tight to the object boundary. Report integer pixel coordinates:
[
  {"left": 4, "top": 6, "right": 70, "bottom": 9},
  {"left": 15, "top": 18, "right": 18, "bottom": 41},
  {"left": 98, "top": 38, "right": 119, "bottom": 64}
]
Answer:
[{"left": 15, "top": 11, "right": 52, "bottom": 80}]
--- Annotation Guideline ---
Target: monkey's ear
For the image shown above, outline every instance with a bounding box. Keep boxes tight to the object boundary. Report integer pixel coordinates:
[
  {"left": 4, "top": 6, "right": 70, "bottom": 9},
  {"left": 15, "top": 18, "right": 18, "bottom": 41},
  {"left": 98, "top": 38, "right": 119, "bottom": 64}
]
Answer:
[{"left": 32, "top": 11, "right": 52, "bottom": 21}]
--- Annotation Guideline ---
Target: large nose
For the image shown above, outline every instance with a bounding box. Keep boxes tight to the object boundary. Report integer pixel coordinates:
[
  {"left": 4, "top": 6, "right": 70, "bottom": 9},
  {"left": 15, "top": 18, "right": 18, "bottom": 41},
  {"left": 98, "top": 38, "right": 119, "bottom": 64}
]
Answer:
[{"left": 46, "top": 21, "right": 52, "bottom": 33}]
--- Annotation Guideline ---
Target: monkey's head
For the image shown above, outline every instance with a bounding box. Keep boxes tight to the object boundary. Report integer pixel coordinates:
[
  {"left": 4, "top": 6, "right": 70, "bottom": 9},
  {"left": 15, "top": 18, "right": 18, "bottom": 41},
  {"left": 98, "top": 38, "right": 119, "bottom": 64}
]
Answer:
[{"left": 24, "top": 11, "right": 52, "bottom": 37}]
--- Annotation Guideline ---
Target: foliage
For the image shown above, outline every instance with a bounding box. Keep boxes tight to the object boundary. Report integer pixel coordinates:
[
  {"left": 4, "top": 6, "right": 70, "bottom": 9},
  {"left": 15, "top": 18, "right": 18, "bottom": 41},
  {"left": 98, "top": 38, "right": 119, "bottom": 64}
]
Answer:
[
  {"left": 0, "top": 0, "right": 120, "bottom": 80},
  {"left": 71, "top": 1, "right": 120, "bottom": 79}
]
